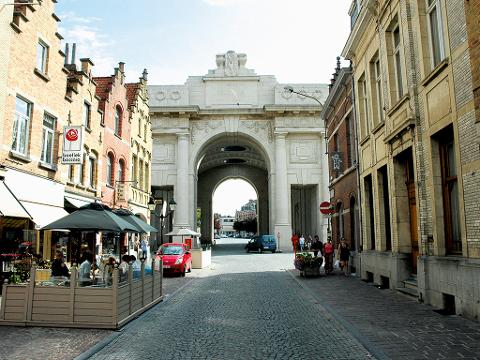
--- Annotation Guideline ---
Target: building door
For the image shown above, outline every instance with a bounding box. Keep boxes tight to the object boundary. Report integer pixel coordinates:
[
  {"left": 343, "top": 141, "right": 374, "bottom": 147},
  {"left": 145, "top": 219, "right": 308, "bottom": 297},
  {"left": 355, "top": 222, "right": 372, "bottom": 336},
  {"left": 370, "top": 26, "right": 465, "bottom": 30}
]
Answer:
[{"left": 405, "top": 154, "right": 418, "bottom": 274}]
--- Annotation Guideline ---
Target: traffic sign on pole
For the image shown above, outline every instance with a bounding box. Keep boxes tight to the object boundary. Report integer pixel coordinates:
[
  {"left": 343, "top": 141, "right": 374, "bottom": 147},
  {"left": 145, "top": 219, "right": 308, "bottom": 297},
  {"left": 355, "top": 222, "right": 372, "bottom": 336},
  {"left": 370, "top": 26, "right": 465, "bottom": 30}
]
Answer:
[{"left": 320, "top": 201, "right": 334, "bottom": 215}]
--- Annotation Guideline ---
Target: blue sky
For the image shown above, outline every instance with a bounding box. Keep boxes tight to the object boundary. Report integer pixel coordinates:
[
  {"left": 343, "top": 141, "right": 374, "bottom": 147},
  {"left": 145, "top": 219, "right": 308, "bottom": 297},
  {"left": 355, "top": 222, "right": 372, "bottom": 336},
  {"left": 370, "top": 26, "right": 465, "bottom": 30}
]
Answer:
[
  {"left": 57, "top": 0, "right": 351, "bottom": 215},
  {"left": 57, "top": 0, "right": 352, "bottom": 85}
]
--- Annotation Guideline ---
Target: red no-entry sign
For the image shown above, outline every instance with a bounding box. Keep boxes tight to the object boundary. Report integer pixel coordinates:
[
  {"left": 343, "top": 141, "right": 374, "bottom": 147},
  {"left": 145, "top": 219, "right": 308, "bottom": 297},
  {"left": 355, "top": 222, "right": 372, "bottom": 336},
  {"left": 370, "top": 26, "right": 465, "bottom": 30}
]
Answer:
[{"left": 320, "top": 201, "right": 333, "bottom": 215}]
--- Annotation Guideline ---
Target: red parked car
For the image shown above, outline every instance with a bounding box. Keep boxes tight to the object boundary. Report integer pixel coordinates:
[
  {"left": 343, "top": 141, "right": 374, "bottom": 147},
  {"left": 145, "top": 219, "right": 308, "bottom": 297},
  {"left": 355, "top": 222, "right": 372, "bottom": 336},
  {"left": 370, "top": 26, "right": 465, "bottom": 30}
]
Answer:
[{"left": 156, "top": 243, "right": 192, "bottom": 276}]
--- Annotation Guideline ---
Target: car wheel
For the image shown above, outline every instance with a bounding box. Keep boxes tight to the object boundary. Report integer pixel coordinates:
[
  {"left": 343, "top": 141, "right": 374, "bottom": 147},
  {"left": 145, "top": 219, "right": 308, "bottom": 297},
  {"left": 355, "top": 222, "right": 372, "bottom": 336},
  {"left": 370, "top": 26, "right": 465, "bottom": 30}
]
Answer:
[
  {"left": 181, "top": 265, "right": 186, "bottom": 277},
  {"left": 271, "top": 250, "right": 276, "bottom": 253},
  {"left": 257, "top": 248, "right": 262, "bottom": 254},
  {"left": 188, "top": 262, "right": 192, "bottom": 273}
]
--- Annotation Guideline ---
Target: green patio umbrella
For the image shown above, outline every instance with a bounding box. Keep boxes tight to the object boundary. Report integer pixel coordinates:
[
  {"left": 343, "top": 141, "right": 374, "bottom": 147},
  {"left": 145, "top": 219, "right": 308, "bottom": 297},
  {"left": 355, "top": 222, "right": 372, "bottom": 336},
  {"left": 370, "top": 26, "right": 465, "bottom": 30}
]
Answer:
[
  {"left": 112, "top": 208, "right": 158, "bottom": 233},
  {"left": 41, "top": 203, "right": 139, "bottom": 232}
]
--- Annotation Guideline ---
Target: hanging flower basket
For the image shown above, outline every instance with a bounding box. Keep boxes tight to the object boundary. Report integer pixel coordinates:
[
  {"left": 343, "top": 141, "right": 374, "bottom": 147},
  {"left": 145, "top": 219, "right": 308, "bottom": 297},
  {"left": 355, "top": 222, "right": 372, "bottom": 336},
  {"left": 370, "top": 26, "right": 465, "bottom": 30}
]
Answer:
[{"left": 294, "top": 253, "right": 322, "bottom": 278}]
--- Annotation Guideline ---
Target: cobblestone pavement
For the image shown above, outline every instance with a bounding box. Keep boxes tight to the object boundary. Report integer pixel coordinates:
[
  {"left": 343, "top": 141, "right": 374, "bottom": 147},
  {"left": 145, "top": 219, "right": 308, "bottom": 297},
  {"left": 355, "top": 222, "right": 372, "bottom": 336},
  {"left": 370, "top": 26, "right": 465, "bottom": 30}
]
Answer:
[
  {"left": 0, "top": 271, "right": 198, "bottom": 360},
  {"left": 292, "top": 268, "right": 480, "bottom": 360},
  {"left": 85, "top": 239, "right": 373, "bottom": 360}
]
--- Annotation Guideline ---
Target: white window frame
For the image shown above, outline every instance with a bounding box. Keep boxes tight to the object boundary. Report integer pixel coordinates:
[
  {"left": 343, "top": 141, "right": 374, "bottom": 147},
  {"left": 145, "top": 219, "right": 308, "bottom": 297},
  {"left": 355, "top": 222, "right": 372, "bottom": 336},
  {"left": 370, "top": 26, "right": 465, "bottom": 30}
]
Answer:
[
  {"left": 358, "top": 75, "right": 370, "bottom": 137},
  {"left": 117, "top": 160, "right": 124, "bottom": 182},
  {"left": 374, "top": 58, "right": 384, "bottom": 123},
  {"left": 41, "top": 113, "right": 56, "bottom": 164},
  {"left": 426, "top": 0, "right": 445, "bottom": 68},
  {"left": 392, "top": 25, "right": 404, "bottom": 100},
  {"left": 36, "top": 40, "right": 48, "bottom": 74},
  {"left": 12, "top": 96, "right": 31, "bottom": 155}
]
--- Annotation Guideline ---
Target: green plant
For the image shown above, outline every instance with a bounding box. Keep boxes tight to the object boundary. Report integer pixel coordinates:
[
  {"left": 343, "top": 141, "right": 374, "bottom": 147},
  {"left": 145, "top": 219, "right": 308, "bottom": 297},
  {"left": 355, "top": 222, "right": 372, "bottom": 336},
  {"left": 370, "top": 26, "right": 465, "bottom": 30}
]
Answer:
[{"left": 294, "top": 252, "right": 322, "bottom": 271}]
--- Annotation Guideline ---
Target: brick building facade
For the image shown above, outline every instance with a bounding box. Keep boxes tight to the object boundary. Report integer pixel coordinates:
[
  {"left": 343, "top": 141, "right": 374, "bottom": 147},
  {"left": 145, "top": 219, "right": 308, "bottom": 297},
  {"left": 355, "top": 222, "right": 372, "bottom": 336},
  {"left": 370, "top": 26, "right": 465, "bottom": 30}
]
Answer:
[
  {"left": 343, "top": 0, "right": 480, "bottom": 320},
  {"left": 94, "top": 64, "right": 131, "bottom": 209},
  {"left": 465, "top": 0, "right": 480, "bottom": 133},
  {"left": 321, "top": 59, "right": 360, "bottom": 271},
  {"left": 0, "top": 1, "right": 152, "bottom": 267}
]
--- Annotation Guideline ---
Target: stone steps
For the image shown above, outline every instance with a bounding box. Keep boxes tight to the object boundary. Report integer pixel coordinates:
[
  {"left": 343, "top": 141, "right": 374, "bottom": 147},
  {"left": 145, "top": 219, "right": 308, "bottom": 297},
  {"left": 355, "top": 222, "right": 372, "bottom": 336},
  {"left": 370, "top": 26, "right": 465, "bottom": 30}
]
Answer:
[{"left": 396, "top": 275, "right": 419, "bottom": 299}]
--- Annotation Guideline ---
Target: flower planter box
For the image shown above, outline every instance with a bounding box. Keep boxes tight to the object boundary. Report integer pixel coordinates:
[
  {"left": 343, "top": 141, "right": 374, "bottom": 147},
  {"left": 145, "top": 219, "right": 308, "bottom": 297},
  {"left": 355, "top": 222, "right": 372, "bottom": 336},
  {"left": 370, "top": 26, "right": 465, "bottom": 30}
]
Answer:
[{"left": 300, "top": 266, "right": 320, "bottom": 278}]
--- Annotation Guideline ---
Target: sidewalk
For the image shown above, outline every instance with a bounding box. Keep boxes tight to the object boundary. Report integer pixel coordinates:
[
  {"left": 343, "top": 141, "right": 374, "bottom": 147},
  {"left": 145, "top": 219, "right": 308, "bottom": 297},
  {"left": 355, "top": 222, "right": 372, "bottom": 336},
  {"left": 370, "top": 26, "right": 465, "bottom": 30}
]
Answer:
[
  {"left": 0, "top": 272, "right": 200, "bottom": 360},
  {"left": 289, "top": 269, "right": 480, "bottom": 360}
]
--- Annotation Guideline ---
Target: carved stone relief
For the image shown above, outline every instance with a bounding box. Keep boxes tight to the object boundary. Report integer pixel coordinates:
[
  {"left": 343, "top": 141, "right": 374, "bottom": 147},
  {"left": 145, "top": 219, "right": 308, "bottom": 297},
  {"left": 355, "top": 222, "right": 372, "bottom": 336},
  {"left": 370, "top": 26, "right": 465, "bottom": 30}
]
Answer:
[
  {"left": 153, "top": 143, "right": 175, "bottom": 164},
  {"left": 289, "top": 140, "right": 318, "bottom": 163},
  {"left": 240, "top": 120, "right": 273, "bottom": 143},
  {"left": 190, "top": 120, "right": 223, "bottom": 143}
]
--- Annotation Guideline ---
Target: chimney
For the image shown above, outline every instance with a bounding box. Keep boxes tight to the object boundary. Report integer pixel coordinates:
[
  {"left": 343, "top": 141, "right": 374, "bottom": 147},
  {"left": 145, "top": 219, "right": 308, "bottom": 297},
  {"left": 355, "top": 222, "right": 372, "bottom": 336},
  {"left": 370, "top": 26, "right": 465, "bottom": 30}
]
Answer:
[
  {"left": 71, "top": 43, "right": 77, "bottom": 65},
  {"left": 64, "top": 43, "right": 70, "bottom": 66},
  {"left": 118, "top": 62, "right": 125, "bottom": 73},
  {"left": 80, "top": 58, "right": 94, "bottom": 75},
  {"left": 142, "top": 68, "right": 148, "bottom": 82}
]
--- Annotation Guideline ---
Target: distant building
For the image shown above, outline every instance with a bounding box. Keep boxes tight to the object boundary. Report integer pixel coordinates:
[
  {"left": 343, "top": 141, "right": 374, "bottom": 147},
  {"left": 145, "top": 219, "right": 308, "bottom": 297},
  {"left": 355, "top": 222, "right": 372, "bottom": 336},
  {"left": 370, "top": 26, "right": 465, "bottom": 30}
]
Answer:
[
  {"left": 219, "top": 216, "right": 235, "bottom": 237},
  {"left": 236, "top": 199, "right": 257, "bottom": 222}
]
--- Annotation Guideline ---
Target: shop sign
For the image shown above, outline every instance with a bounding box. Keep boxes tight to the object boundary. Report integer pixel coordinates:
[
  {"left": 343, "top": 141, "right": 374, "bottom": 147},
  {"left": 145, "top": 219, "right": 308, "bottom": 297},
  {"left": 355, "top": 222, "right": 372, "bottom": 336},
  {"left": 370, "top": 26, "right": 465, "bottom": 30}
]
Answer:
[
  {"left": 116, "top": 183, "right": 127, "bottom": 202},
  {"left": 62, "top": 126, "right": 84, "bottom": 164}
]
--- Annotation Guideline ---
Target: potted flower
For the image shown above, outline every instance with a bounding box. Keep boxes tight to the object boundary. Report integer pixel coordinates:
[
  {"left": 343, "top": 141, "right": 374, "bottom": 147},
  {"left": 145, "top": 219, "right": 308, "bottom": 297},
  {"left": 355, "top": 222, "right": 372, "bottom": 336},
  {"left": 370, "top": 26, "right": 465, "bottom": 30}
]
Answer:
[{"left": 294, "top": 252, "right": 323, "bottom": 277}]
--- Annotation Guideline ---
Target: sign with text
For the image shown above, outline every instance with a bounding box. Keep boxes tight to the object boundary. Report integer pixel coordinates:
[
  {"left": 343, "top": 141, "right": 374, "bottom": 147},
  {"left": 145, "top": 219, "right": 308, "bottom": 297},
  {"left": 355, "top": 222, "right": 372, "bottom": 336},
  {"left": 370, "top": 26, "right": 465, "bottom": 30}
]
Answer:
[
  {"left": 62, "top": 126, "right": 84, "bottom": 164},
  {"left": 331, "top": 152, "right": 343, "bottom": 172},
  {"left": 116, "top": 182, "right": 127, "bottom": 202}
]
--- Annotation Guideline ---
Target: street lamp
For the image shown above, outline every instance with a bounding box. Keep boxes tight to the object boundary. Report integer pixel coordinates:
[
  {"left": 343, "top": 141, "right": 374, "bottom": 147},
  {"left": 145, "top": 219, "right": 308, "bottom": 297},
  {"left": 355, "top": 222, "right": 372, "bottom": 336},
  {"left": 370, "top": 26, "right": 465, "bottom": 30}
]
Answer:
[
  {"left": 283, "top": 85, "right": 332, "bottom": 239},
  {"left": 148, "top": 197, "right": 176, "bottom": 251}
]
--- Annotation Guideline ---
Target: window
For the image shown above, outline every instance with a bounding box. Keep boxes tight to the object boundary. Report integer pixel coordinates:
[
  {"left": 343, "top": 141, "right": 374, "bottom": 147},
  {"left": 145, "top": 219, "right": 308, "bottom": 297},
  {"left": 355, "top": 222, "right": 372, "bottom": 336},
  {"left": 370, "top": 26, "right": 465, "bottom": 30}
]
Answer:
[
  {"left": 88, "top": 156, "right": 95, "bottom": 188},
  {"left": 139, "top": 159, "right": 144, "bottom": 191},
  {"left": 426, "top": 0, "right": 445, "bottom": 68},
  {"left": 346, "top": 115, "right": 355, "bottom": 167},
  {"left": 392, "top": 25, "right": 404, "bottom": 100},
  {"left": 117, "top": 160, "right": 124, "bottom": 182},
  {"left": 364, "top": 175, "right": 375, "bottom": 250},
  {"left": 83, "top": 102, "right": 91, "bottom": 129},
  {"left": 106, "top": 153, "right": 113, "bottom": 186},
  {"left": 75, "top": 161, "right": 84, "bottom": 184},
  {"left": 145, "top": 162, "right": 149, "bottom": 191},
  {"left": 358, "top": 74, "right": 370, "bottom": 137},
  {"left": 114, "top": 107, "right": 122, "bottom": 136},
  {"left": 36, "top": 40, "right": 48, "bottom": 74},
  {"left": 12, "top": 97, "right": 31, "bottom": 155},
  {"left": 378, "top": 166, "right": 392, "bottom": 251},
  {"left": 41, "top": 113, "right": 56, "bottom": 164},
  {"left": 138, "top": 118, "right": 142, "bottom": 137},
  {"left": 144, "top": 123, "right": 147, "bottom": 141},
  {"left": 439, "top": 129, "right": 461, "bottom": 254},
  {"left": 372, "top": 58, "right": 384, "bottom": 124},
  {"left": 132, "top": 155, "right": 138, "bottom": 183}
]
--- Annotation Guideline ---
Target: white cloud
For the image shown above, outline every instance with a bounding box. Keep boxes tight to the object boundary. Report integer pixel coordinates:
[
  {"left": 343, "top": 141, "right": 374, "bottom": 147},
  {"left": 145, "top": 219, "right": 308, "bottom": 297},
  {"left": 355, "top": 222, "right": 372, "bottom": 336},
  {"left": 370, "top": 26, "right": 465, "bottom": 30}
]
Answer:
[{"left": 59, "top": 19, "right": 117, "bottom": 77}]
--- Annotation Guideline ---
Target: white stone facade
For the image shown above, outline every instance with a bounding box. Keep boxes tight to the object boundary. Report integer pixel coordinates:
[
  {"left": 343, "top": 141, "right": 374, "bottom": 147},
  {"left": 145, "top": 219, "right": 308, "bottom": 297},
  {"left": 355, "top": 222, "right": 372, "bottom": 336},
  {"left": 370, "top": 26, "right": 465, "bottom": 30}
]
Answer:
[{"left": 149, "top": 51, "right": 329, "bottom": 251}]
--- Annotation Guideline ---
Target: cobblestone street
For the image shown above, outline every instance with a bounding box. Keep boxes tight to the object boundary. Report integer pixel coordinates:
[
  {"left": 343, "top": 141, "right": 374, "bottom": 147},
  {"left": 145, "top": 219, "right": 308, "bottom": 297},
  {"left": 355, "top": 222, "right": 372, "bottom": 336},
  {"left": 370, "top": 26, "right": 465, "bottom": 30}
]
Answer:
[{"left": 1, "top": 239, "right": 480, "bottom": 359}]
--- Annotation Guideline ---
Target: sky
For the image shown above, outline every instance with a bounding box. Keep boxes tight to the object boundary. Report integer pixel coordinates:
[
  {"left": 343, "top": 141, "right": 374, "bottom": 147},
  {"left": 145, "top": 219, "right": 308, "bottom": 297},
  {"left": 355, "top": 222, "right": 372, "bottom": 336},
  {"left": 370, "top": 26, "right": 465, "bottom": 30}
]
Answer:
[
  {"left": 56, "top": 0, "right": 352, "bottom": 215},
  {"left": 57, "top": 0, "right": 352, "bottom": 85}
]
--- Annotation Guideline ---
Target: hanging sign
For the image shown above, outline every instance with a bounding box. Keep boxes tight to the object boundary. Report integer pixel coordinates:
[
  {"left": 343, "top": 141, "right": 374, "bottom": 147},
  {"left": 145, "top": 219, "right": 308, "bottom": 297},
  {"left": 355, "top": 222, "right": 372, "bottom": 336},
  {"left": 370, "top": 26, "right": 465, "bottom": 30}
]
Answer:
[
  {"left": 331, "top": 152, "right": 343, "bottom": 172},
  {"left": 116, "top": 182, "right": 127, "bottom": 202},
  {"left": 62, "top": 126, "right": 84, "bottom": 164}
]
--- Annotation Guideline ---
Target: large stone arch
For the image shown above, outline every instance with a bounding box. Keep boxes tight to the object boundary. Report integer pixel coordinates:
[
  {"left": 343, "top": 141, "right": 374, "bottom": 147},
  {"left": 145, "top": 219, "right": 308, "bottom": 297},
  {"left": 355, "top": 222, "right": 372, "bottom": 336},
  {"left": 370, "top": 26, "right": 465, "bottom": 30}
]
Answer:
[
  {"left": 148, "top": 51, "right": 330, "bottom": 251},
  {"left": 197, "top": 165, "right": 269, "bottom": 241}
]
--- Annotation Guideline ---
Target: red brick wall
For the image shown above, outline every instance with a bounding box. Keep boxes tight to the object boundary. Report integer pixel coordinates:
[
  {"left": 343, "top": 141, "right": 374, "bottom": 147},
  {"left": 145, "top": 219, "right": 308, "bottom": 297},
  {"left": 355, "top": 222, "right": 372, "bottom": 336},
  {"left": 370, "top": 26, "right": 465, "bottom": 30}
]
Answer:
[
  {"left": 95, "top": 67, "right": 131, "bottom": 208},
  {"left": 325, "top": 71, "right": 359, "bottom": 250}
]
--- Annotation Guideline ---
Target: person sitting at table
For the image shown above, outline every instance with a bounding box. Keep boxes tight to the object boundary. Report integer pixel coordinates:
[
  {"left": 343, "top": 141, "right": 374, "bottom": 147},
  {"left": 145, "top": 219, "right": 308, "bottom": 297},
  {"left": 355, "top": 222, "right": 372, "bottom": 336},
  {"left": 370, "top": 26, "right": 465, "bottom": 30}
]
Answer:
[
  {"left": 78, "top": 251, "right": 93, "bottom": 286},
  {"left": 51, "top": 250, "right": 69, "bottom": 278},
  {"left": 119, "top": 254, "right": 130, "bottom": 282}
]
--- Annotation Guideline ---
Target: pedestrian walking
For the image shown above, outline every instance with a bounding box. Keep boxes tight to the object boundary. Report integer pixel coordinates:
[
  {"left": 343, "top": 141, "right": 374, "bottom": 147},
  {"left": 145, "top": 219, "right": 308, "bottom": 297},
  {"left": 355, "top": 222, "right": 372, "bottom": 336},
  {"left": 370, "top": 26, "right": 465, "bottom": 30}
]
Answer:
[
  {"left": 324, "top": 238, "right": 334, "bottom": 274},
  {"left": 311, "top": 235, "right": 322, "bottom": 257},
  {"left": 299, "top": 234, "right": 305, "bottom": 252},
  {"left": 338, "top": 237, "right": 351, "bottom": 276},
  {"left": 291, "top": 233, "right": 299, "bottom": 254}
]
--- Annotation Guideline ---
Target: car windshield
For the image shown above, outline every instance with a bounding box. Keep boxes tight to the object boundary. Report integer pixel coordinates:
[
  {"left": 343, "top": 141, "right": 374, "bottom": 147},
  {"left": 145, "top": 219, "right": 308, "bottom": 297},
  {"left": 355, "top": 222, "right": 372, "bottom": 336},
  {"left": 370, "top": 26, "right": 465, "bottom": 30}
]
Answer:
[{"left": 161, "top": 246, "right": 183, "bottom": 255}]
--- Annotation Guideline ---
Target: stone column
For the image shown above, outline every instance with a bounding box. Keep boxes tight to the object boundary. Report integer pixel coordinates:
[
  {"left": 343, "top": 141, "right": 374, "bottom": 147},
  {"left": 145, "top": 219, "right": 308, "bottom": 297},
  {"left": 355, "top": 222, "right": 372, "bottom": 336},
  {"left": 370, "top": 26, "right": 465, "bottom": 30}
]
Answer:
[
  {"left": 274, "top": 131, "right": 291, "bottom": 252},
  {"left": 174, "top": 133, "right": 190, "bottom": 228}
]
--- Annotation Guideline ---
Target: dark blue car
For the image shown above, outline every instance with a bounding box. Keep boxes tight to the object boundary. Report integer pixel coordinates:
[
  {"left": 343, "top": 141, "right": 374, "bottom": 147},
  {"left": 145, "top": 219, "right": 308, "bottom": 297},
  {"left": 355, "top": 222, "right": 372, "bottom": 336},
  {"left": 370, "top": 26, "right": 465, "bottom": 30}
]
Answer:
[{"left": 245, "top": 235, "right": 277, "bottom": 253}]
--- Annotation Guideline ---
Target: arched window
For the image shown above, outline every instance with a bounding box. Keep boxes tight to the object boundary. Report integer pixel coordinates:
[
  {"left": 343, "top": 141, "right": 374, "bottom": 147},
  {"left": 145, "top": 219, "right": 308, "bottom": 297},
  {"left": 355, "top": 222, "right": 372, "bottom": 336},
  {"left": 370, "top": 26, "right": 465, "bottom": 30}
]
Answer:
[
  {"left": 118, "top": 159, "right": 124, "bottom": 182},
  {"left": 106, "top": 153, "right": 114, "bottom": 186},
  {"left": 114, "top": 106, "right": 122, "bottom": 136}
]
